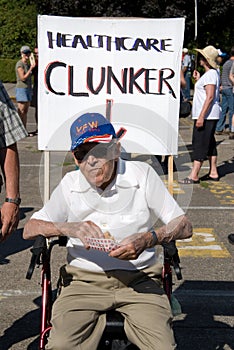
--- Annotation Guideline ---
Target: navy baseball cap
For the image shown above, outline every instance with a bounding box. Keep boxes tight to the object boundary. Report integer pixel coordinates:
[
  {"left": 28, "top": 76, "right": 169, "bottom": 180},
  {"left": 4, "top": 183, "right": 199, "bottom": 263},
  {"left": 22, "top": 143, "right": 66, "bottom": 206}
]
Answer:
[
  {"left": 70, "top": 113, "right": 117, "bottom": 151},
  {"left": 20, "top": 45, "right": 31, "bottom": 54}
]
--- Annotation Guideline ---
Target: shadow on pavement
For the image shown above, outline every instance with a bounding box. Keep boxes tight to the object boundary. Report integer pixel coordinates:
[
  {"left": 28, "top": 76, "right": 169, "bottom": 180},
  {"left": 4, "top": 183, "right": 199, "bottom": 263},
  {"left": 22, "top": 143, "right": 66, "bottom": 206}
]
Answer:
[
  {"left": 218, "top": 157, "right": 234, "bottom": 179},
  {"left": 0, "top": 208, "right": 36, "bottom": 264},
  {"left": 0, "top": 280, "right": 233, "bottom": 349},
  {"left": 174, "top": 280, "right": 234, "bottom": 350},
  {"left": 19, "top": 207, "right": 35, "bottom": 221},
  {"left": 0, "top": 297, "right": 40, "bottom": 350}
]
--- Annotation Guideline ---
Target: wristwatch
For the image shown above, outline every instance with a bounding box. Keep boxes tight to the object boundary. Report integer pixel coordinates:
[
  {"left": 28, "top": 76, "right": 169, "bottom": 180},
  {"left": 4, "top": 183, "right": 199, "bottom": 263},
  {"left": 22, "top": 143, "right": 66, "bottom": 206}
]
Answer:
[
  {"left": 150, "top": 230, "right": 158, "bottom": 246},
  {"left": 5, "top": 197, "right": 21, "bottom": 205}
]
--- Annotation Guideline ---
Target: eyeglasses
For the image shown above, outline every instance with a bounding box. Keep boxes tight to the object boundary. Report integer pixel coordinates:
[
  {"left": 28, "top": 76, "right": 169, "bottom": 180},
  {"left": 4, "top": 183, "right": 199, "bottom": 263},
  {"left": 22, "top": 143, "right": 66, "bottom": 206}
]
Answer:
[{"left": 74, "top": 142, "right": 116, "bottom": 163}]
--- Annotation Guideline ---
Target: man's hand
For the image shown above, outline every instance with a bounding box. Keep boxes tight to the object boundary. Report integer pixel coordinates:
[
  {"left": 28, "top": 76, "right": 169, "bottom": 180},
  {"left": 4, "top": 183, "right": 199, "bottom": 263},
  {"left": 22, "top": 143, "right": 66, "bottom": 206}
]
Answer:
[
  {"left": 109, "top": 232, "right": 151, "bottom": 260},
  {"left": 109, "top": 215, "right": 193, "bottom": 260},
  {"left": 23, "top": 219, "right": 104, "bottom": 249},
  {"left": 66, "top": 221, "right": 104, "bottom": 248},
  {"left": 0, "top": 143, "right": 20, "bottom": 242},
  {"left": 0, "top": 202, "right": 19, "bottom": 241}
]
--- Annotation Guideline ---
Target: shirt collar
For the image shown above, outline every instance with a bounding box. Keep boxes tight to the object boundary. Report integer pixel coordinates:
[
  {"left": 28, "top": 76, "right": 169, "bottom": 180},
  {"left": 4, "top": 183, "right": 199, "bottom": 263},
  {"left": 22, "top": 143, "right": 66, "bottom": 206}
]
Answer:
[{"left": 71, "top": 158, "right": 139, "bottom": 193}]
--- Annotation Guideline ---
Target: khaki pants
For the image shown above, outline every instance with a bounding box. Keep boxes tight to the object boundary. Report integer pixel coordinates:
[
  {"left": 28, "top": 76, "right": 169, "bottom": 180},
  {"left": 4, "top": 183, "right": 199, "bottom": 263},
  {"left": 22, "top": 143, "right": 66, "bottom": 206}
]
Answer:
[{"left": 46, "top": 263, "right": 176, "bottom": 350}]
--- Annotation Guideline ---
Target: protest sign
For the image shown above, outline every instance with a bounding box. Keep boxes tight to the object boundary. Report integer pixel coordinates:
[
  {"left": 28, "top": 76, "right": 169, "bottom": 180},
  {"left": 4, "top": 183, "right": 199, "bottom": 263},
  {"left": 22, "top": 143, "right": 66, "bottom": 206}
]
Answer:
[{"left": 38, "top": 16, "right": 184, "bottom": 154}]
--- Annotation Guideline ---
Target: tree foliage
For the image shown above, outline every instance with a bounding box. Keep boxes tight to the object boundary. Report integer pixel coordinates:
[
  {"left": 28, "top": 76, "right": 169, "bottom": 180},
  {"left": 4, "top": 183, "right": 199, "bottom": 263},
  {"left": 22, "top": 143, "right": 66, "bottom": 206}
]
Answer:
[
  {"left": 36, "top": 0, "right": 234, "bottom": 51},
  {"left": 0, "top": 0, "right": 234, "bottom": 59},
  {"left": 0, "top": 0, "right": 37, "bottom": 58}
]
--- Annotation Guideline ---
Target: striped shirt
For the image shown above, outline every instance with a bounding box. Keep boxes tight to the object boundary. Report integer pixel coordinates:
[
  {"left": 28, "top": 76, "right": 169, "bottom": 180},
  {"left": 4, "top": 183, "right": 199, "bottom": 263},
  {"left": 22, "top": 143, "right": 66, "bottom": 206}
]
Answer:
[
  {"left": 231, "top": 61, "right": 234, "bottom": 75},
  {"left": 221, "top": 59, "right": 234, "bottom": 89}
]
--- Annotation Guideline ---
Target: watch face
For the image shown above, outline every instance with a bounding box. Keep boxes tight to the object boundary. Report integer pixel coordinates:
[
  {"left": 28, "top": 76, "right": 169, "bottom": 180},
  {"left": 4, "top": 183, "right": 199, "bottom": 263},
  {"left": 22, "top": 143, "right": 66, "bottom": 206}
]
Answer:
[{"left": 15, "top": 198, "right": 21, "bottom": 205}]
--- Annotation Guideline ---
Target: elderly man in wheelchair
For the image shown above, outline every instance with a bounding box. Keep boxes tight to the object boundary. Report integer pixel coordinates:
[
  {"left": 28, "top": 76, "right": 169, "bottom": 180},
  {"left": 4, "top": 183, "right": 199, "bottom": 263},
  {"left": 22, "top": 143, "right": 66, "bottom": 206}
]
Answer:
[{"left": 23, "top": 112, "right": 192, "bottom": 350}]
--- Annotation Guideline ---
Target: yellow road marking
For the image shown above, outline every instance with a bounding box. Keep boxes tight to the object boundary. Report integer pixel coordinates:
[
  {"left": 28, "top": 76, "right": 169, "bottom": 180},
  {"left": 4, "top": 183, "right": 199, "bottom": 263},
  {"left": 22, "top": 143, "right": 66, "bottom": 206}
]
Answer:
[
  {"left": 163, "top": 180, "right": 184, "bottom": 194},
  {"left": 206, "top": 182, "right": 234, "bottom": 205},
  {"left": 169, "top": 177, "right": 234, "bottom": 202},
  {"left": 177, "top": 228, "right": 231, "bottom": 258}
]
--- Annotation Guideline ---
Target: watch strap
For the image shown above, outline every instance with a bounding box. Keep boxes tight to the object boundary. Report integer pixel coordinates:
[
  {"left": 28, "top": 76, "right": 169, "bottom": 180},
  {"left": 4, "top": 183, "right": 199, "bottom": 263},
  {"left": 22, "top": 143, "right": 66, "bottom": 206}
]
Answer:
[
  {"left": 150, "top": 230, "right": 158, "bottom": 246},
  {"left": 5, "top": 197, "right": 21, "bottom": 205}
]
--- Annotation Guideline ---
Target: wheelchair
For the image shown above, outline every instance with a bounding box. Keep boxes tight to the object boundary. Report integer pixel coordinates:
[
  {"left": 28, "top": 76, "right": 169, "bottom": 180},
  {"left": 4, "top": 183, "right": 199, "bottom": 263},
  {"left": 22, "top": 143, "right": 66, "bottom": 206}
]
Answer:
[{"left": 26, "top": 235, "right": 182, "bottom": 350}]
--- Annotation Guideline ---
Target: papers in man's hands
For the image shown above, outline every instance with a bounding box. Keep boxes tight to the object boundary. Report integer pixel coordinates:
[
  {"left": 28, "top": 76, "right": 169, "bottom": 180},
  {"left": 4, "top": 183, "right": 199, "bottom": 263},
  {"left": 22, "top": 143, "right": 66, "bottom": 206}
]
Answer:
[{"left": 85, "top": 237, "right": 120, "bottom": 252}]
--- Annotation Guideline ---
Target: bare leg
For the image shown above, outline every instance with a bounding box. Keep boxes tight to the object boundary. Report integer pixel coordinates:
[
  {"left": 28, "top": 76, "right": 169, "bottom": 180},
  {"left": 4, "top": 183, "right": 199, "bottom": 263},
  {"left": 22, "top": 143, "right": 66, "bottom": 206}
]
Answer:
[
  {"left": 188, "top": 160, "right": 203, "bottom": 181},
  {"left": 17, "top": 101, "right": 30, "bottom": 128},
  {"left": 208, "top": 156, "right": 219, "bottom": 178}
]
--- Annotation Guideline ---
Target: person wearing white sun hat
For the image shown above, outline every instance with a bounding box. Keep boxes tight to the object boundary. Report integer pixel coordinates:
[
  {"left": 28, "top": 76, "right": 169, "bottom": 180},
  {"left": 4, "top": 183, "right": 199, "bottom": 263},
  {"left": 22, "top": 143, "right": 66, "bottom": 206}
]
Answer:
[
  {"left": 195, "top": 45, "right": 219, "bottom": 69},
  {"left": 179, "top": 45, "right": 221, "bottom": 184}
]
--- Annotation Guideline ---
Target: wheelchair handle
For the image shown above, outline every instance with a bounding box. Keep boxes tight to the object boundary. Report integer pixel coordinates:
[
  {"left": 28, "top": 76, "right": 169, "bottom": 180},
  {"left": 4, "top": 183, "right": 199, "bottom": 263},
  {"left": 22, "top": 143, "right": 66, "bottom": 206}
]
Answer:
[
  {"left": 161, "top": 240, "right": 182, "bottom": 280},
  {"left": 26, "top": 235, "right": 67, "bottom": 280},
  {"left": 30, "top": 235, "right": 47, "bottom": 254},
  {"left": 161, "top": 241, "right": 177, "bottom": 257},
  {"left": 26, "top": 235, "right": 47, "bottom": 280}
]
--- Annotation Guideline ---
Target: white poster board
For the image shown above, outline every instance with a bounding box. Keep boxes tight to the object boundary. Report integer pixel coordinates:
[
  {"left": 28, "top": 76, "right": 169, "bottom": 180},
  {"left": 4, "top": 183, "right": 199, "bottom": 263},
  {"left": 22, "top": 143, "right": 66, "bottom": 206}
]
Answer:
[{"left": 38, "top": 16, "right": 184, "bottom": 155}]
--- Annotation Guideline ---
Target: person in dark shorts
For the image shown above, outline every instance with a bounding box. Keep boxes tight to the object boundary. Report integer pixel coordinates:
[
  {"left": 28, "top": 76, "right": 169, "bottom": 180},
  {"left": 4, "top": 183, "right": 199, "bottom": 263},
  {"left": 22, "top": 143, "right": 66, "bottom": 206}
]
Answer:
[{"left": 179, "top": 46, "right": 221, "bottom": 184}]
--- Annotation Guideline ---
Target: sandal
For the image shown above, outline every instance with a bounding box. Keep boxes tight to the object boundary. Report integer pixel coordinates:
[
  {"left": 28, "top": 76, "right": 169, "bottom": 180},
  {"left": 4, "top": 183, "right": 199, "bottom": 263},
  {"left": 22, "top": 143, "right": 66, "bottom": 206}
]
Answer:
[
  {"left": 179, "top": 177, "right": 200, "bottom": 184},
  {"left": 200, "top": 174, "right": 219, "bottom": 182}
]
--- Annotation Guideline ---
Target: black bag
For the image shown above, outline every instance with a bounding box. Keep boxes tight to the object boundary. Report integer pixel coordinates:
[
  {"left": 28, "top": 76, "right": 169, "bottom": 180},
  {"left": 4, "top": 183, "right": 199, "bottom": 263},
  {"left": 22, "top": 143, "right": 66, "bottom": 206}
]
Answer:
[{"left": 179, "top": 100, "right": 192, "bottom": 118}]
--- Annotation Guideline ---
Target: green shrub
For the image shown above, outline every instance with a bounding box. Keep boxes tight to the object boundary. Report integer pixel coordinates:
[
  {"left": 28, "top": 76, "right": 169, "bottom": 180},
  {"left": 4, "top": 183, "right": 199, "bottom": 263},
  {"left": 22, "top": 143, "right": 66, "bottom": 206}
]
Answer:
[
  {"left": 0, "top": 58, "right": 18, "bottom": 82},
  {"left": 0, "top": 1, "right": 37, "bottom": 59}
]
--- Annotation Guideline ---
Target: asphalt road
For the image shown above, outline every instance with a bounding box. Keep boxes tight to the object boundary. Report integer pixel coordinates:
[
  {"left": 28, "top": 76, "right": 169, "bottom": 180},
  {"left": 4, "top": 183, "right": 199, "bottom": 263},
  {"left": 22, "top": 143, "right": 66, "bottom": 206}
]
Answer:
[{"left": 0, "top": 85, "right": 233, "bottom": 349}]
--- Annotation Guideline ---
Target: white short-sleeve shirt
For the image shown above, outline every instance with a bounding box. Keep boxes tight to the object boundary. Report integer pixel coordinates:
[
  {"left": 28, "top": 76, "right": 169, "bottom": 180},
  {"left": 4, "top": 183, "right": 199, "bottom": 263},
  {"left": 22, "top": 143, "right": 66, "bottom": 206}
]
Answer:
[
  {"left": 32, "top": 159, "right": 184, "bottom": 272},
  {"left": 192, "top": 69, "right": 221, "bottom": 120},
  {"left": 182, "top": 54, "right": 191, "bottom": 70}
]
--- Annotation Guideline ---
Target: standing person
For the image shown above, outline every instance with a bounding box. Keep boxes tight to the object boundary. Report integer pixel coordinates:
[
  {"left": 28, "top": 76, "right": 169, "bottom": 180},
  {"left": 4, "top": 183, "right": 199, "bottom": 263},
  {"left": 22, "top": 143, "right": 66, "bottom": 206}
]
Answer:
[
  {"left": 179, "top": 45, "right": 221, "bottom": 184},
  {"left": 181, "top": 48, "right": 191, "bottom": 101},
  {"left": 30, "top": 47, "right": 38, "bottom": 136},
  {"left": 23, "top": 112, "right": 192, "bottom": 350},
  {"left": 215, "top": 46, "right": 234, "bottom": 134},
  {"left": 15, "top": 45, "right": 35, "bottom": 130},
  {"left": 216, "top": 49, "right": 228, "bottom": 68},
  {"left": 228, "top": 60, "right": 234, "bottom": 139},
  {"left": 0, "top": 81, "right": 28, "bottom": 241}
]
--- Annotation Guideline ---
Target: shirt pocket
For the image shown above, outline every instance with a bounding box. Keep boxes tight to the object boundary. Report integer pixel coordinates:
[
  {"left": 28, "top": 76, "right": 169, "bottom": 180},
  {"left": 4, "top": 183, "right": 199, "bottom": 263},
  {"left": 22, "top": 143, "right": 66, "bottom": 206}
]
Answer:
[{"left": 120, "top": 210, "right": 149, "bottom": 224}]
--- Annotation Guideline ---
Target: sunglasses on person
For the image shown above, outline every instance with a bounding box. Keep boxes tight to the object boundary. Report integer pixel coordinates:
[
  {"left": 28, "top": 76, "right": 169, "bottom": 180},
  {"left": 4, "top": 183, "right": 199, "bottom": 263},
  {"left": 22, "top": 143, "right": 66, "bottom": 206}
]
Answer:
[{"left": 73, "top": 142, "right": 116, "bottom": 163}]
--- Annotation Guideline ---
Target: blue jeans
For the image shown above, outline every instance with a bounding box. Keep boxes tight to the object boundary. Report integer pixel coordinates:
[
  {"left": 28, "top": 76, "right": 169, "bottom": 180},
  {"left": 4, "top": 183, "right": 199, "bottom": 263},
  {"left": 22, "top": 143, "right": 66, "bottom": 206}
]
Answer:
[
  {"left": 182, "top": 71, "right": 191, "bottom": 100},
  {"left": 216, "top": 88, "right": 234, "bottom": 131}
]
